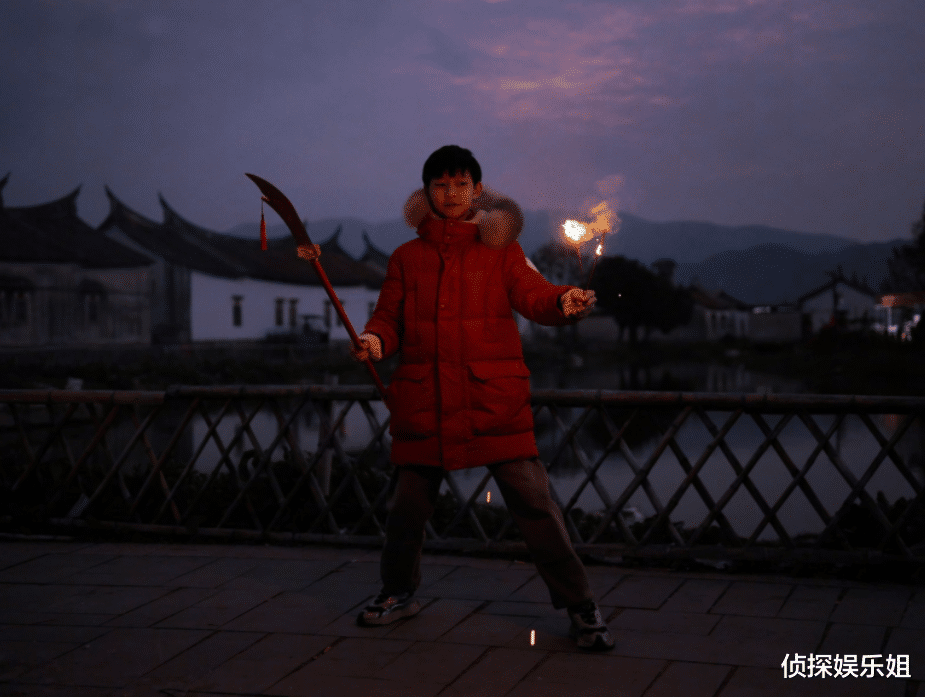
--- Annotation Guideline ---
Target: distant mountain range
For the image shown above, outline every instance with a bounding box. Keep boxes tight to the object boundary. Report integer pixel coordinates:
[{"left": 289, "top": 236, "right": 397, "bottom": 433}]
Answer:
[{"left": 227, "top": 211, "right": 907, "bottom": 307}]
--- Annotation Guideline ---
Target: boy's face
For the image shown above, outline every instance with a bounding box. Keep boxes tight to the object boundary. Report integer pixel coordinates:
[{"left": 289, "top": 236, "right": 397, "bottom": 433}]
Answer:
[{"left": 427, "top": 170, "right": 483, "bottom": 219}]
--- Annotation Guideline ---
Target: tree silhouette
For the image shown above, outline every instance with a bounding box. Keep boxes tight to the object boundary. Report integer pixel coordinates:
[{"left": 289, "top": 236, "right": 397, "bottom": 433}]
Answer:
[
  {"left": 531, "top": 240, "right": 589, "bottom": 286},
  {"left": 588, "top": 256, "right": 693, "bottom": 346},
  {"left": 883, "top": 197, "right": 925, "bottom": 292}
]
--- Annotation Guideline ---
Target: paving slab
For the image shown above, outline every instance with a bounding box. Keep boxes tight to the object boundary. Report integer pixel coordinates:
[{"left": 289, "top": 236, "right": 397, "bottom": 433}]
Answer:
[
  {"left": 185, "top": 632, "right": 335, "bottom": 694},
  {"left": 228, "top": 557, "right": 344, "bottom": 592},
  {"left": 0, "top": 640, "right": 77, "bottom": 682},
  {"left": 776, "top": 584, "right": 843, "bottom": 621},
  {"left": 883, "top": 627, "right": 925, "bottom": 680},
  {"left": 479, "top": 600, "right": 552, "bottom": 617},
  {"left": 0, "top": 624, "right": 109, "bottom": 645},
  {"left": 373, "top": 640, "right": 487, "bottom": 686},
  {"left": 102, "top": 587, "right": 215, "bottom": 628},
  {"left": 439, "top": 611, "right": 534, "bottom": 646},
  {"left": 13, "top": 627, "right": 209, "bottom": 688},
  {"left": 0, "top": 611, "right": 118, "bottom": 627},
  {"left": 503, "top": 574, "right": 552, "bottom": 603},
  {"left": 420, "top": 565, "right": 535, "bottom": 601},
  {"left": 710, "top": 581, "right": 792, "bottom": 617},
  {"left": 43, "top": 585, "right": 171, "bottom": 616},
  {"left": 641, "top": 661, "right": 732, "bottom": 697},
  {"left": 829, "top": 586, "right": 913, "bottom": 626},
  {"left": 130, "top": 629, "right": 265, "bottom": 692},
  {"left": 817, "top": 622, "right": 887, "bottom": 656},
  {"left": 711, "top": 614, "right": 826, "bottom": 645},
  {"left": 0, "top": 540, "right": 920, "bottom": 697},
  {"left": 383, "top": 598, "right": 483, "bottom": 642},
  {"left": 438, "top": 646, "right": 545, "bottom": 697},
  {"left": 0, "top": 545, "right": 55, "bottom": 571},
  {"left": 718, "top": 665, "right": 908, "bottom": 696},
  {"left": 274, "top": 636, "right": 411, "bottom": 680},
  {"left": 153, "top": 578, "right": 280, "bottom": 629},
  {"left": 610, "top": 608, "right": 721, "bottom": 636},
  {"left": 601, "top": 574, "right": 684, "bottom": 609},
  {"left": 266, "top": 672, "right": 442, "bottom": 697},
  {"left": 0, "top": 553, "right": 117, "bottom": 584},
  {"left": 659, "top": 577, "right": 729, "bottom": 613},
  {"left": 900, "top": 588, "right": 925, "bottom": 630},
  {"left": 509, "top": 652, "right": 665, "bottom": 697},
  {"left": 158, "top": 556, "right": 262, "bottom": 588},
  {"left": 63, "top": 554, "right": 214, "bottom": 587}
]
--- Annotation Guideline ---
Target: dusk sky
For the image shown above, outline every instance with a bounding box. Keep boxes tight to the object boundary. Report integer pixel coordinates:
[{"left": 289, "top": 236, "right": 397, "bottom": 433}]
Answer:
[{"left": 2, "top": 0, "right": 924, "bottom": 246}]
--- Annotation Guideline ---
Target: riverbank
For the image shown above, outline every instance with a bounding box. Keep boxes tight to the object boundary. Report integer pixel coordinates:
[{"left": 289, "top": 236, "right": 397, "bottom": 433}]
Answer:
[{"left": 1, "top": 332, "right": 922, "bottom": 396}]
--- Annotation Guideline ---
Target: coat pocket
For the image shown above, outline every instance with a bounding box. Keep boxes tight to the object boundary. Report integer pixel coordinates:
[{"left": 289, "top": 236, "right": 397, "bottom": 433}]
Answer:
[
  {"left": 386, "top": 362, "right": 436, "bottom": 438},
  {"left": 467, "top": 360, "right": 533, "bottom": 436}
]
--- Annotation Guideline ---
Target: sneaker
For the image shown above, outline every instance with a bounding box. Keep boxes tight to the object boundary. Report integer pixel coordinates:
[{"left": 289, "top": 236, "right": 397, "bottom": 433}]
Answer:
[
  {"left": 356, "top": 591, "right": 422, "bottom": 627},
  {"left": 567, "top": 600, "right": 615, "bottom": 651}
]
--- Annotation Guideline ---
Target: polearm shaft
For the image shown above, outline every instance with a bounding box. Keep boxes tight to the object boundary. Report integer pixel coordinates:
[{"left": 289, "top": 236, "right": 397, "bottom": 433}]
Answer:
[{"left": 245, "top": 173, "right": 387, "bottom": 399}]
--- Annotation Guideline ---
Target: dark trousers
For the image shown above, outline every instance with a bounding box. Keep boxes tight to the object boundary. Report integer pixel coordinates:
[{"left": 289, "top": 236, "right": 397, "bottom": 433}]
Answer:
[{"left": 380, "top": 457, "right": 593, "bottom": 610}]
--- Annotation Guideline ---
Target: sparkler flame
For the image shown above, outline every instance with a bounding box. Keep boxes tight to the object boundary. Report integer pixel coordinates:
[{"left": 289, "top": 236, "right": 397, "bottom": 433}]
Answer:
[
  {"left": 560, "top": 197, "right": 620, "bottom": 288},
  {"left": 561, "top": 201, "right": 616, "bottom": 247},
  {"left": 562, "top": 219, "right": 591, "bottom": 245}
]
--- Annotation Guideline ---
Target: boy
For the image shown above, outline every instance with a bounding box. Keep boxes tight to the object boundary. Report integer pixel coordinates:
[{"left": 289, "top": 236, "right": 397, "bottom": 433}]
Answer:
[{"left": 298, "top": 145, "right": 612, "bottom": 650}]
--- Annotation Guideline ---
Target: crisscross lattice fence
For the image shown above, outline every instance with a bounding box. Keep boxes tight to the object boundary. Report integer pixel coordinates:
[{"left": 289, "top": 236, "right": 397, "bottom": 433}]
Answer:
[{"left": 1, "top": 386, "right": 923, "bottom": 565}]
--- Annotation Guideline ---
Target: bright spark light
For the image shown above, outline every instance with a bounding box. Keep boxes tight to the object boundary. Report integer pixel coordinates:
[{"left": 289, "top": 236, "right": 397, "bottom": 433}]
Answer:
[
  {"left": 595, "top": 243, "right": 603, "bottom": 256},
  {"left": 487, "top": 491, "right": 491, "bottom": 503},
  {"left": 562, "top": 219, "right": 590, "bottom": 244}
]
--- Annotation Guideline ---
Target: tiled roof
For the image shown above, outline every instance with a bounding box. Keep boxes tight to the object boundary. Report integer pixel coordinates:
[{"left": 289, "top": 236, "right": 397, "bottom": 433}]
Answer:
[
  {"left": 159, "top": 203, "right": 385, "bottom": 288},
  {"left": 0, "top": 179, "right": 154, "bottom": 269},
  {"left": 796, "top": 270, "right": 878, "bottom": 306},
  {"left": 98, "top": 189, "right": 246, "bottom": 278},
  {"left": 688, "top": 285, "right": 751, "bottom": 310},
  {"left": 360, "top": 230, "right": 390, "bottom": 271},
  {"left": 98, "top": 189, "right": 385, "bottom": 288}
]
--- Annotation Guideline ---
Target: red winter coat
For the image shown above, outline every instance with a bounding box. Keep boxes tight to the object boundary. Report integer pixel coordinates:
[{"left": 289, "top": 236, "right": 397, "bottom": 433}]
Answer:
[{"left": 363, "top": 213, "right": 577, "bottom": 470}]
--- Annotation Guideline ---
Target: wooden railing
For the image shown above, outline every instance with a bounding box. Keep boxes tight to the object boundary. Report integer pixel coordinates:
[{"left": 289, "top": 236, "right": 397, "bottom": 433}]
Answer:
[{"left": 1, "top": 386, "right": 923, "bottom": 565}]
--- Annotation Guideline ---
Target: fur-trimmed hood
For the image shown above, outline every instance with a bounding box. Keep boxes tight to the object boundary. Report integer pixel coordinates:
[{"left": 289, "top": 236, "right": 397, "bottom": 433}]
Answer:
[{"left": 404, "top": 189, "right": 523, "bottom": 250}]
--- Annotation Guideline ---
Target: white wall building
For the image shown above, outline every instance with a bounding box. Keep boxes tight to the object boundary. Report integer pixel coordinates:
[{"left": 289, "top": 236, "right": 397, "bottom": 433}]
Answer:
[
  {"left": 190, "top": 272, "right": 379, "bottom": 342},
  {"left": 98, "top": 192, "right": 386, "bottom": 345},
  {"left": 0, "top": 178, "right": 154, "bottom": 348},
  {"left": 797, "top": 271, "right": 879, "bottom": 333}
]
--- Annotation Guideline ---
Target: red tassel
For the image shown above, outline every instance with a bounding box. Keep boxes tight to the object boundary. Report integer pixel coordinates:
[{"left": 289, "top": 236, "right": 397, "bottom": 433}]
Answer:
[{"left": 260, "top": 200, "right": 267, "bottom": 250}]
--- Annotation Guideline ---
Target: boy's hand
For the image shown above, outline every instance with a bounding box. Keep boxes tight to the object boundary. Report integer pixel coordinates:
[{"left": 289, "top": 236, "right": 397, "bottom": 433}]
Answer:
[
  {"left": 559, "top": 288, "right": 597, "bottom": 319},
  {"left": 297, "top": 244, "right": 321, "bottom": 262},
  {"left": 351, "top": 333, "right": 383, "bottom": 362}
]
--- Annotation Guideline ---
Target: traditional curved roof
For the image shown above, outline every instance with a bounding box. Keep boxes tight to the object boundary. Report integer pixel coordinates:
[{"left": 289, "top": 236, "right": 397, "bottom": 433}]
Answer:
[
  {"left": 688, "top": 285, "right": 751, "bottom": 311},
  {"left": 796, "top": 268, "right": 878, "bottom": 306},
  {"left": 98, "top": 188, "right": 245, "bottom": 278},
  {"left": 98, "top": 191, "right": 385, "bottom": 288},
  {"left": 0, "top": 180, "right": 154, "bottom": 268},
  {"left": 320, "top": 225, "right": 349, "bottom": 256},
  {"left": 360, "top": 230, "right": 390, "bottom": 271}
]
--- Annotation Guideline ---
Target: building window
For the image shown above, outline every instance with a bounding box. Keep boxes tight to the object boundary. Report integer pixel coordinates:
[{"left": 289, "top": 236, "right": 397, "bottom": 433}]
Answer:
[
  {"left": 323, "top": 300, "right": 332, "bottom": 328},
  {"left": 275, "top": 298, "right": 284, "bottom": 327},
  {"left": 232, "top": 295, "right": 243, "bottom": 327},
  {"left": 77, "top": 280, "right": 106, "bottom": 330},
  {"left": 368, "top": 301, "right": 376, "bottom": 320},
  {"left": 0, "top": 289, "right": 31, "bottom": 328},
  {"left": 289, "top": 298, "right": 298, "bottom": 328},
  {"left": 84, "top": 293, "right": 102, "bottom": 326}
]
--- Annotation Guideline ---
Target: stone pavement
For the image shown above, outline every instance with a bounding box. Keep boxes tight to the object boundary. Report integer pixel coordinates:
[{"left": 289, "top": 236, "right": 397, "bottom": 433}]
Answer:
[{"left": 0, "top": 540, "right": 921, "bottom": 697}]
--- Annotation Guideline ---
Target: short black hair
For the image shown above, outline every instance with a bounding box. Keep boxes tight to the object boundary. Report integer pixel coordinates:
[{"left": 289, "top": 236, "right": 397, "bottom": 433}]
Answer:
[{"left": 422, "top": 145, "right": 482, "bottom": 187}]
